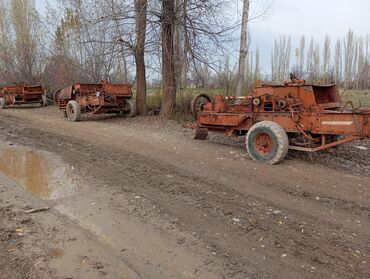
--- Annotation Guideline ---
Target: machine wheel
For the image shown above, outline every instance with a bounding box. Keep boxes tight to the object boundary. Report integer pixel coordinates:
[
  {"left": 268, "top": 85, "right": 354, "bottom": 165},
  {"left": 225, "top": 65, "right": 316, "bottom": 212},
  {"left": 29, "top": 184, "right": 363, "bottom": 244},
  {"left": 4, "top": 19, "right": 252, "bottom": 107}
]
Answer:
[
  {"left": 123, "top": 99, "right": 136, "bottom": 118},
  {"left": 246, "top": 121, "right": 289, "bottom": 165},
  {"left": 193, "top": 127, "right": 208, "bottom": 140},
  {"left": 0, "top": 98, "right": 6, "bottom": 109},
  {"left": 191, "top": 93, "right": 212, "bottom": 119},
  {"left": 41, "top": 95, "right": 48, "bottom": 107},
  {"left": 66, "top": 100, "right": 81, "bottom": 122}
]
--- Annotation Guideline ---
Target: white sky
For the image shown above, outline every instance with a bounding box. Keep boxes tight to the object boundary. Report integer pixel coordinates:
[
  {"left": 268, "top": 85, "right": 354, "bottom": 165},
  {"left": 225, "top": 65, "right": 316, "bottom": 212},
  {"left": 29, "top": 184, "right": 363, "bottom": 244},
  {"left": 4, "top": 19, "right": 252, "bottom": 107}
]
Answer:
[
  {"left": 36, "top": 0, "right": 370, "bottom": 73},
  {"left": 248, "top": 0, "right": 370, "bottom": 71}
]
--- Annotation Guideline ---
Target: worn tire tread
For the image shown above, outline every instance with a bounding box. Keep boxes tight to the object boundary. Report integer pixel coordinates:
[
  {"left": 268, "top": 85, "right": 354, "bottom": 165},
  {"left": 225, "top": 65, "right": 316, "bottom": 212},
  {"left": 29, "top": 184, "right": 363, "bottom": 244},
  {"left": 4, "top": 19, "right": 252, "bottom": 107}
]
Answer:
[
  {"left": 124, "top": 99, "right": 136, "bottom": 118},
  {"left": 67, "top": 100, "right": 81, "bottom": 122},
  {"left": 246, "top": 121, "right": 289, "bottom": 165},
  {"left": 0, "top": 98, "right": 6, "bottom": 109}
]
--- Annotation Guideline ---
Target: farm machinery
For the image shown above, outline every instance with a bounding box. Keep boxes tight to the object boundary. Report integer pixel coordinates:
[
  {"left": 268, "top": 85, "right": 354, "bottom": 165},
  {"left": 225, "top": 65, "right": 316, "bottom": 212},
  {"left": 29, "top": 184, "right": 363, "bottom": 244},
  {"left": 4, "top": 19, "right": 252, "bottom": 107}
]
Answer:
[
  {"left": 0, "top": 84, "right": 46, "bottom": 108},
  {"left": 55, "top": 82, "right": 135, "bottom": 121},
  {"left": 191, "top": 75, "right": 370, "bottom": 164}
]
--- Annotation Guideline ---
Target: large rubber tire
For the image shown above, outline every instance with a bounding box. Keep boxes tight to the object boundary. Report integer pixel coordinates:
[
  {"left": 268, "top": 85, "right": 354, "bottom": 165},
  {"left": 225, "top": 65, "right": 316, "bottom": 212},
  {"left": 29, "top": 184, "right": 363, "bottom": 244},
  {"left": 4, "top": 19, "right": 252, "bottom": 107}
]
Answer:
[
  {"left": 123, "top": 99, "right": 136, "bottom": 118},
  {"left": 246, "top": 121, "right": 289, "bottom": 165},
  {"left": 191, "top": 93, "right": 212, "bottom": 119},
  {"left": 0, "top": 98, "right": 6, "bottom": 109},
  {"left": 41, "top": 95, "right": 47, "bottom": 107},
  {"left": 193, "top": 127, "right": 208, "bottom": 140},
  {"left": 66, "top": 100, "right": 81, "bottom": 122}
]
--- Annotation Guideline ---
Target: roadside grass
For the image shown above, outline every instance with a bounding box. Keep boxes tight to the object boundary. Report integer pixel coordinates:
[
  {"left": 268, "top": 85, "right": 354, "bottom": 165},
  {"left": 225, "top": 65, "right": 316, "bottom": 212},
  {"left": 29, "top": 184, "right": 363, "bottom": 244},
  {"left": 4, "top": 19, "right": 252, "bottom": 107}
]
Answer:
[{"left": 340, "top": 90, "right": 370, "bottom": 107}]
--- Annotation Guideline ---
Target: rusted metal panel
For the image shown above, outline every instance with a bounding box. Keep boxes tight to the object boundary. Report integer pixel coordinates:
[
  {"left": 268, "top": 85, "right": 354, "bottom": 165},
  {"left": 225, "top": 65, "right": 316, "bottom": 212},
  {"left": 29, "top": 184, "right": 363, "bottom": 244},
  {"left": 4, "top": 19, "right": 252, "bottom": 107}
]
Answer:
[
  {"left": 199, "top": 113, "right": 249, "bottom": 127},
  {"left": 58, "top": 86, "right": 73, "bottom": 100},
  {"left": 103, "top": 83, "right": 132, "bottom": 96}
]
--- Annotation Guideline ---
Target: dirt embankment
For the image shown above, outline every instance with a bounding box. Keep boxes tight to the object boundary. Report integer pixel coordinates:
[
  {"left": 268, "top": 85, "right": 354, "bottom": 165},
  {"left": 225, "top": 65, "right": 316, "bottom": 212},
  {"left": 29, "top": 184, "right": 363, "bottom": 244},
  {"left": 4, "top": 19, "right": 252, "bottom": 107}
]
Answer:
[{"left": 0, "top": 107, "right": 369, "bottom": 279}]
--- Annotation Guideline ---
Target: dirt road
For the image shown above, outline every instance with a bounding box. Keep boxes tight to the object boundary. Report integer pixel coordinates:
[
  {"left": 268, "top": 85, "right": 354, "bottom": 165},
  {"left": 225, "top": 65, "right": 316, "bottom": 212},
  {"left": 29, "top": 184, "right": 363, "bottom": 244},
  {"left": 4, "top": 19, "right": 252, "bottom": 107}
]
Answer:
[{"left": 0, "top": 107, "right": 369, "bottom": 279}]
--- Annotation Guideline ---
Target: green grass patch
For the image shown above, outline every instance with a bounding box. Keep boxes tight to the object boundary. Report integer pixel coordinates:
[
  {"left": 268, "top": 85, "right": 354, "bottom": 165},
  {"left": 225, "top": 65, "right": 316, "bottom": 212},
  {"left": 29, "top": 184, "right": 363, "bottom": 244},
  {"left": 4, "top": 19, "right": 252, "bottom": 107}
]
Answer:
[{"left": 340, "top": 90, "right": 370, "bottom": 107}]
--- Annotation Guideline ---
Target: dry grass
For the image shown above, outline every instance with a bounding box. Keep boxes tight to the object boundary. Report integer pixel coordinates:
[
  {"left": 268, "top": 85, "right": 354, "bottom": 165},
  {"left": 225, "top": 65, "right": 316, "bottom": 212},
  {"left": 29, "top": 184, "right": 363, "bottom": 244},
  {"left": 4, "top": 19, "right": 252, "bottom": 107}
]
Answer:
[
  {"left": 147, "top": 87, "right": 227, "bottom": 121},
  {"left": 340, "top": 90, "right": 370, "bottom": 107}
]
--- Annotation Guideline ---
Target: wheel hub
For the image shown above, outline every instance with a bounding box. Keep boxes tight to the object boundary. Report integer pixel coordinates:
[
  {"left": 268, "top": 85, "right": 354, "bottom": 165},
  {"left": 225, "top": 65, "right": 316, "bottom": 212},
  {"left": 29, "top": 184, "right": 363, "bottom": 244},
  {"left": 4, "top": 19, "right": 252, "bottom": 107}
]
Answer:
[{"left": 254, "top": 133, "right": 274, "bottom": 155}]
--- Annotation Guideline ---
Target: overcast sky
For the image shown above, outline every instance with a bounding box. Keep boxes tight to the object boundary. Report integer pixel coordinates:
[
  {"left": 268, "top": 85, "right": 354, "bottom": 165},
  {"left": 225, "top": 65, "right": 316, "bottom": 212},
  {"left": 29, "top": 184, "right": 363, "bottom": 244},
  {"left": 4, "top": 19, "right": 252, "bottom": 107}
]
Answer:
[
  {"left": 247, "top": 0, "right": 370, "bottom": 71},
  {"left": 36, "top": 0, "right": 370, "bottom": 73}
]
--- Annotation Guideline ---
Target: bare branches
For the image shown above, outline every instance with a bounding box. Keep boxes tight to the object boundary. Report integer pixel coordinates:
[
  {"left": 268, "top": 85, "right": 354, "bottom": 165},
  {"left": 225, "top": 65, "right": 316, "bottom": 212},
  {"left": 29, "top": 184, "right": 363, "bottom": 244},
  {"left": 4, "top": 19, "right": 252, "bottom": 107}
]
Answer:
[
  {"left": 272, "top": 30, "right": 370, "bottom": 89},
  {"left": 0, "top": 0, "right": 44, "bottom": 84}
]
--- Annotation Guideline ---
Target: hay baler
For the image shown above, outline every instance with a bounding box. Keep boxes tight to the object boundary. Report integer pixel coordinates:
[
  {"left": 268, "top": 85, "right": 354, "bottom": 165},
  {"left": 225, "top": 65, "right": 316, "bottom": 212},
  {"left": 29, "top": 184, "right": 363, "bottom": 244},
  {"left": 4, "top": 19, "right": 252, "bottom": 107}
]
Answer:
[
  {"left": 55, "top": 82, "right": 135, "bottom": 122},
  {"left": 0, "top": 84, "right": 46, "bottom": 108},
  {"left": 192, "top": 76, "right": 370, "bottom": 164}
]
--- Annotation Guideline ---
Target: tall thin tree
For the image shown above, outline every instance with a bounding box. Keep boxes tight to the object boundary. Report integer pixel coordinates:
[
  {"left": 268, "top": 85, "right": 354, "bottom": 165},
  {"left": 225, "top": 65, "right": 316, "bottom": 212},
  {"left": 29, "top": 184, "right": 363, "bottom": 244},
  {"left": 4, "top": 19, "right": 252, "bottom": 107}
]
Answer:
[
  {"left": 135, "top": 0, "right": 148, "bottom": 115},
  {"left": 235, "top": 0, "right": 250, "bottom": 96}
]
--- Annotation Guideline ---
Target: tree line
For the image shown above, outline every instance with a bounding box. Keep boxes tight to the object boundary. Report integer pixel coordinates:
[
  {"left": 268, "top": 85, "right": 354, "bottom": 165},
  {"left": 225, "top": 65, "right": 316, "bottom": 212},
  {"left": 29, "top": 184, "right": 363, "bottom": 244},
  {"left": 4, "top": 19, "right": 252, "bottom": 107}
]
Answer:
[
  {"left": 0, "top": 0, "right": 368, "bottom": 118},
  {"left": 0, "top": 0, "right": 238, "bottom": 116},
  {"left": 271, "top": 31, "right": 370, "bottom": 89}
]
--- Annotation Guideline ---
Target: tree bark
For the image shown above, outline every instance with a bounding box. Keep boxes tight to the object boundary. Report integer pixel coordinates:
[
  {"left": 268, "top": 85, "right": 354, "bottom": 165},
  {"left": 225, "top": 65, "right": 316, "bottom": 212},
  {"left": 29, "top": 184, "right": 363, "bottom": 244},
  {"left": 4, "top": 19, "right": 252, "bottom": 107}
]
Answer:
[
  {"left": 174, "top": 0, "right": 181, "bottom": 88},
  {"left": 135, "top": 0, "right": 148, "bottom": 115},
  {"left": 235, "top": 0, "right": 250, "bottom": 96},
  {"left": 160, "top": 0, "right": 176, "bottom": 117}
]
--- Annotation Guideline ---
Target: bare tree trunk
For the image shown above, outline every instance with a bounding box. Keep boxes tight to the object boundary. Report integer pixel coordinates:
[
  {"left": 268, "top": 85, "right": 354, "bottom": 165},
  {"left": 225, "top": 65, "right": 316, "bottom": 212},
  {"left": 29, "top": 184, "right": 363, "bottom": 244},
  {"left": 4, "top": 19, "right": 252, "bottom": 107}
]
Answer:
[
  {"left": 254, "top": 48, "right": 260, "bottom": 82},
  {"left": 121, "top": 53, "right": 128, "bottom": 83},
  {"left": 135, "top": 0, "right": 148, "bottom": 115},
  {"left": 334, "top": 39, "right": 342, "bottom": 86},
  {"left": 299, "top": 35, "right": 305, "bottom": 76},
  {"left": 135, "top": 50, "right": 147, "bottom": 115},
  {"left": 322, "top": 35, "right": 331, "bottom": 83},
  {"left": 160, "top": 0, "right": 176, "bottom": 117},
  {"left": 174, "top": 0, "right": 182, "bottom": 88},
  {"left": 307, "top": 37, "right": 314, "bottom": 81},
  {"left": 180, "top": 0, "right": 189, "bottom": 88},
  {"left": 344, "top": 30, "right": 355, "bottom": 89},
  {"left": 235, "top": 0, "right": 250, "bottom": 96}
]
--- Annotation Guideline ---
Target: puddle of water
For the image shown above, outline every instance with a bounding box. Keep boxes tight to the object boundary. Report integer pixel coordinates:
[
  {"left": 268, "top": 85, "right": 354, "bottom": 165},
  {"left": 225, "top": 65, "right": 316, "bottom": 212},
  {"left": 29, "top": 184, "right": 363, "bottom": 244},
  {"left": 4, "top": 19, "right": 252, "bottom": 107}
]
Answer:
[{"left": 0, "top": 144, "right": 77, "bottom": 199}]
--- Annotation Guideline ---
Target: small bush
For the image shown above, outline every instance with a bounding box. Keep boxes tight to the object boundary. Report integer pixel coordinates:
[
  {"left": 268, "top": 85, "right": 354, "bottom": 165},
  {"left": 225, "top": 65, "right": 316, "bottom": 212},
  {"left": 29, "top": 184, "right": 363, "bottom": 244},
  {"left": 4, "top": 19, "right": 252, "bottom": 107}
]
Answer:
[
  {"left": 147, "top": 89, "right": 162, "bottom": 112},
  {"left": 174, "top": 89, "right": 194, "bottom": 115}
]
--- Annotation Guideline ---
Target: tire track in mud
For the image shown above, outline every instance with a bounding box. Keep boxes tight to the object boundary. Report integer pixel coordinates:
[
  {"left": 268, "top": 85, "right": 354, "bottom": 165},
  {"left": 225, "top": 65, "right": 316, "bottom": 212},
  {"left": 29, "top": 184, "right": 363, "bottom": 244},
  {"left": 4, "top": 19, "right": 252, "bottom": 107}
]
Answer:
[
  {"left": 208, "top": 133, "right": 370, "bottom": 176},
  {"left": 1, "top": 117, "right": 369, "bottom": 279},
  {"left": 268, "top": 184, "right": 370, "bottom": 216}
]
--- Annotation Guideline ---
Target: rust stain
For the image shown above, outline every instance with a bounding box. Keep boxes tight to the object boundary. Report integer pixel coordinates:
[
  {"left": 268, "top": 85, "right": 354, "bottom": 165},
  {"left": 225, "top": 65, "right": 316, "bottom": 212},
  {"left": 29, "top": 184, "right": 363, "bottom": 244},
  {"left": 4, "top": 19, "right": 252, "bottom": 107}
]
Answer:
[{"left": 48, "top": 248, "right": 65, "bottom": 258}]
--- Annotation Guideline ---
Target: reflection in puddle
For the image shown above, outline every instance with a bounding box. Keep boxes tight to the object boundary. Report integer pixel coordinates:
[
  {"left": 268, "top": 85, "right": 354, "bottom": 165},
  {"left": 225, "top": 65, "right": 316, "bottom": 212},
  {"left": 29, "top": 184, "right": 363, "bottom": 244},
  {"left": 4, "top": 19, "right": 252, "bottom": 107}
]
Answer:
[{"left": 0, "top": 144, "right": 77, "bottom": 199}]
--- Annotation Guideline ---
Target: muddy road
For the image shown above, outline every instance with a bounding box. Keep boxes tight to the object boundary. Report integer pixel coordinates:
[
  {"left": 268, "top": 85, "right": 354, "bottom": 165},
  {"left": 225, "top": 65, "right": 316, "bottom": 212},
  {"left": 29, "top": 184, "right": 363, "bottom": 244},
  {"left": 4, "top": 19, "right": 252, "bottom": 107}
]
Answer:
[{"left": 0, "top": 107, "right": 369, "bottom": 279}]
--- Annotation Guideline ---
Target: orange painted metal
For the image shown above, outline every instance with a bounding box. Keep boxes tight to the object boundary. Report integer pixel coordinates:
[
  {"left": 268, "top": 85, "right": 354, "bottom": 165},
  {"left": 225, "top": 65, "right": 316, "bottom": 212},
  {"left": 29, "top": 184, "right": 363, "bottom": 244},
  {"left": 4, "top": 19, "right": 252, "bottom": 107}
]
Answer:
[
  {"left": 55, "top": 82, "right": 133, "bottom": 115},
  {"left": 195, "top": 78, "right": 370, "bottom": 152},
  {"left": 0, "top": 84, "right": 45, "bottom": 106}
]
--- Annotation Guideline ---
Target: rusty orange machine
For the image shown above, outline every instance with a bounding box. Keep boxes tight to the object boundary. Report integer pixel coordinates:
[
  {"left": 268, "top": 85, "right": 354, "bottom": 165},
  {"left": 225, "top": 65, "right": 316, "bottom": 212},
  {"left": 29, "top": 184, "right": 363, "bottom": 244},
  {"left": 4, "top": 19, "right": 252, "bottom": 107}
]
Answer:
[
  {"left": 0, "top": 84, "right": 46, "bottom": 108},
  {"left": 55, "top": 82, "right": 135, "bottom": 121},
  {"left": 191, "top": 75, "right": 370, "bottom": 164}
]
